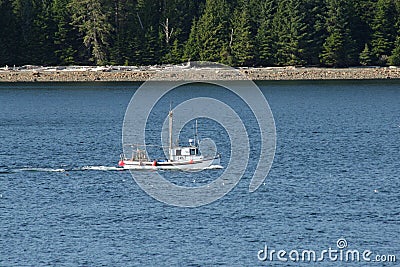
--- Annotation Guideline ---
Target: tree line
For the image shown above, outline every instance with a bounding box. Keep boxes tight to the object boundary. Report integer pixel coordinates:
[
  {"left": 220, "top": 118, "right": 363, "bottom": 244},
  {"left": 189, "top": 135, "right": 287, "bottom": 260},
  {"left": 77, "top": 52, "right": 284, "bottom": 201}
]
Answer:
[{"left": 1, "top": 0, "right": 400, "bottom": 67}]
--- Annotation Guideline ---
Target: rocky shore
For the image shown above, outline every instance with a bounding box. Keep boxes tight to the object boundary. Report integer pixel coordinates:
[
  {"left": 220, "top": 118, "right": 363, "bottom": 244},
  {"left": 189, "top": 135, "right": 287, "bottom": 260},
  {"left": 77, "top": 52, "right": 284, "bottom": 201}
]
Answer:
[{"left": 1, "top": 66, "right": 400, "bottom": 82}]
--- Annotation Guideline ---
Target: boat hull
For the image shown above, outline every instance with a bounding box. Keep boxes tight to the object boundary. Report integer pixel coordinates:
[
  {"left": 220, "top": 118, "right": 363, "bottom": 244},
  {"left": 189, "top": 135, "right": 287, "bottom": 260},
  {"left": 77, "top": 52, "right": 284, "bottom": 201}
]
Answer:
[{"left": 120, "top": 157, "right": 221, "bottom": 170}]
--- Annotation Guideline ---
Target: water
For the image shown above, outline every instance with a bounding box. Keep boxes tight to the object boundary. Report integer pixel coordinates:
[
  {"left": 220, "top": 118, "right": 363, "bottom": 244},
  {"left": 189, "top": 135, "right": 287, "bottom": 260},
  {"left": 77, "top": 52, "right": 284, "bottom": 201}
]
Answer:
[{"left": 1, "top": 81, "right": 399, "bottom": 266}]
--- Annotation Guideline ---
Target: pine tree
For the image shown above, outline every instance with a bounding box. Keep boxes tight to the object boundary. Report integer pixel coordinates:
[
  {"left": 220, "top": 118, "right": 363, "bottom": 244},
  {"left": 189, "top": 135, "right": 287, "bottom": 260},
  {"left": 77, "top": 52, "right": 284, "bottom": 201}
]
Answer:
[
  {"left": 389, "top": 37, "right": 400, "bottom": 65},
  {"left": 141, "top": 26, "right": 160, "bottom": 65},
  {"left": 350, "top": 0, "right": 374, "bottom": 55},
  {"left": 321, "top": 32, "right": 345, "bottom": 66},
  {"left": 163, "top": 39, "right": 184, "bottom": 64},
  {"left": 303, "top": 0, "right": 326, "bottom": 65},
  {"left": 161, "top": 0, "right": 201, "bottom": 63},
  {"left": 320, "top": 0, "right": 356, "bottom": 67},
  {"left": 247, "top": 0, "right": 265, "bottom": 34},
  {"left": 196, "top": 0, "right": 230, "bottom": 63},
  {"left": 230, "top": 3, "right": 254, "bottom": 66},
  {"left": 183, "top": 19, "right": 200, "bottom": 61},
  {"left": 359, "top": 43, "right": 373, "bottom": 66},
  {"left": 389, "top": 3, "right": 400, "bottom": 66},
  {"left": 370, "top": 0, "right": 397, "bottom": 65},
  {"left": 53, "top": 0, "right": 79, "bottom": 65},
  {"left": 0, "top": 0, "right": 17, "bottom": 65},
  {"left": 170, "top": 39, "right": 184, "bottom": 64},
  {"left": 12, "top": 0, "right": 36, "bottom": 64},
  {"left": 3, "top": 0, "right": 400, "bottom": 67},
  {"left": 110, "top": 1, "right": 145, "bottom": 65},
  {"left": 273, "top": 0, "right": 308, "bottom": 66},
  {"left": 31, "top": 0, "right": 58, "bottom": 65},
  {"left": 69, "top": 0, "right": 113, "bottom": 65},
  {"left": 255, "top": 0, "right": 276, "bottom": 66},
  {"left": 272, "top": 0, "right": 289, "bottom": 65}
]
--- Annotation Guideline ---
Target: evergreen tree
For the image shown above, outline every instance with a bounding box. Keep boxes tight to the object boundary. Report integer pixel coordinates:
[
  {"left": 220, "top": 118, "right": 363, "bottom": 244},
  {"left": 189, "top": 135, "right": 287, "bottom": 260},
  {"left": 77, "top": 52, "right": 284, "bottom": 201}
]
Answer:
[
  {"left": 110, "top": 1, "right": 145, "bottom": 65},
  {"left": 196, "top": 0, "right": 230, "bottom": 63},
  {"left": 160, "top": 0, "right": 203, "bottom": 59},
  {"left": 247, "top": 0, "right": 266, "bottom": 34},
  {"left": 389, "top": 36, "right": 400, "bottom": 65},
  {"left": 0, "top": 0, "right": 17, "bottom": 65},
  {"left": 370, "top": 0, "right": 397, "bottom": 65},
  {"left": 359, "top": 43, "right": 373, "bottom": 66},
  {"left": 273, "top": 0, "right": 308, "bottom": 66},
  {"left": 272, "top": 0, "right": 289, "bottom": 65},
  {"left": 142, "top": 26, "right": 161, "bottom": 65},
  {"left": 351, "top": 0, "right": 375, "bottom": 54},
  {"left": 53, "top": 0, "right": 79, "bottom": 65},
  {"left": 320, "top": 0, "right": 357, "bottom": 67},
  {"left": 164, "top": 39, "right": 184, "bottom": 64},
  {"left": 12, "top": 0, "right": 36, "bottom": 64},
  {"left": 2, "top": 0, "right": 400, "bottom": 67},
  {"left": 69, "top": 0, "right": 113, "bottom": 65},
  {"left": 389, "top": 3, "right": 400, "bottom": 66},
  {"left": 135, "top": 0, "right": 161, "bottom": 31},
  {"left": 230, "top": 2, "right": 255, "bottom": 66},
  {"left": 183, "top": 19, "right": 200, "bottom": 61},
  {"left": 255, "top": 0, "right": 276, "bottom": 66},
  {"left": 303, "top": 0, "right": 326, "bottom": 65},
  {"left": 321, "top": 32, "right": 344, "bottom": 66},
  {"left": 31, "top": 0, "right": 58, "bottom": 65}
]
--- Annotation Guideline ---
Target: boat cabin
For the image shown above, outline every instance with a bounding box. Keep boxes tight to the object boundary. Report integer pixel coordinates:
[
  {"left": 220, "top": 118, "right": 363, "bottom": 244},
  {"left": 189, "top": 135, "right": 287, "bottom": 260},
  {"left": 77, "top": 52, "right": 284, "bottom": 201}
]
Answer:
[{"left": 169, "top": 146, "right": 200, "bottom": 162}]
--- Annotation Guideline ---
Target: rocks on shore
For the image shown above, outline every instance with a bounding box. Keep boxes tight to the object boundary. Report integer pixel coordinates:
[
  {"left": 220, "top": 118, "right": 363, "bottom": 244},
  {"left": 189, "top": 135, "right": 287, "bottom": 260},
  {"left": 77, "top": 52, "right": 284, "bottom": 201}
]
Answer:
[{"left": 1, "top": 65, "right": 400, "bottom": 82}]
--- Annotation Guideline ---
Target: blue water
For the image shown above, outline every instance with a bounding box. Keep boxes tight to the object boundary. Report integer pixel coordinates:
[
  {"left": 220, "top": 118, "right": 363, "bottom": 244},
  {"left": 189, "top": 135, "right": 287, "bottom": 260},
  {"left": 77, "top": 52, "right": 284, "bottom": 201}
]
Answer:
[{"left": 1, "top": 81, "right": 399, "bottom": 266}]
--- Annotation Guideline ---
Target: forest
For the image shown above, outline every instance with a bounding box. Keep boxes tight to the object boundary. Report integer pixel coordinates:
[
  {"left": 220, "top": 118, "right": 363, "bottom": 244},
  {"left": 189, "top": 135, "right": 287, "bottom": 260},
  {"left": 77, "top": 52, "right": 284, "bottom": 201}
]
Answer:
[{"left": 1, "top": 0, "right": 400, "bottom": 67}]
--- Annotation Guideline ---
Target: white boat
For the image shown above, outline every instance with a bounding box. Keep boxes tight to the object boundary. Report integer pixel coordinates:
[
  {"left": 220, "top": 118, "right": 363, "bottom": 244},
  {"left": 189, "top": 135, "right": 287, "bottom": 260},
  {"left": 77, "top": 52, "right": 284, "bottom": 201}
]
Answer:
[{"left": 119, "top": 109, "right": 221, "bottom": 170}]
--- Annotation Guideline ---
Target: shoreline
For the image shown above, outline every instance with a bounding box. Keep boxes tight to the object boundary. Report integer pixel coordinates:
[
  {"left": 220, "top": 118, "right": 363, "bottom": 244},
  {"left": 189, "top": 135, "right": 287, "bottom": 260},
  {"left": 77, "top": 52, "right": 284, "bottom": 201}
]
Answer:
[{"left": 1, "top": 66, "right": 400, "bottom": 82}]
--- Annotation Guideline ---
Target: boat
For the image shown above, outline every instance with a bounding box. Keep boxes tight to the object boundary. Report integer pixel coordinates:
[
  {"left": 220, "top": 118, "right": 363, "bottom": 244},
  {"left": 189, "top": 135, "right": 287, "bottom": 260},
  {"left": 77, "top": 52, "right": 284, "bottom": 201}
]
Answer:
[{"left": 118, "top": 109, "right": 221, "bottom": 170}]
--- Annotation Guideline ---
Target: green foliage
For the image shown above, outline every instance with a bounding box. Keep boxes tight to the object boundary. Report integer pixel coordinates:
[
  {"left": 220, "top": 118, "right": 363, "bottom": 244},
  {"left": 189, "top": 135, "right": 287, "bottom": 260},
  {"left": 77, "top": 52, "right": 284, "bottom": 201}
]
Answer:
[
  {"left": 230, "top": 3, "right": 255, "bottom": 66},
  {"left": 12, "top": 0, "right": 36, "bottom": 64},
  {"left": 141, "top": 26, "right": 161, "bottom": 65},
  {"left": 53, "top": 0, "right": 78, "bottom": 65},
  {"left": 320, "top": 0, "right": 357, "bottom": 67},
  {"left": 69, "top": 0, "right": 112, "bottom": 65},
  {"left": 0, "top": 0, "right": 17, "bottom": 65},
  {"left": 1, "top": 0, "right": 399, "bottom": 67},
  {"left": 303, "top": 0, "right": 327, "bottom": 65},
  {"left": 273, "top": 0, "right": 309, "bottom": 66},
  {"left": 196, "top": 0, "right": 230, "bottom": 63},
  {"left": 370, "top": 0, "right": 397, "bottom": 65},
  {"left": 389, "top": 37, "right": 400, "bottom": 65},
  {"left": 163, "top": 40, "right": 183, "bottom": 64},
  {"left": 32, "top": 0, "right": 58, "bottom": 65},
  {"left": 255, "top": 0, "right": 276, "bottom": 66},
  {"left": 359, "top": 43, "right": 373, "bottom": 66},
  {"left": 389, "top": 5, "right": 400, "bottom": 66},
  {"left": 183, "top": 19, "right": 200, "bottom": 61}
]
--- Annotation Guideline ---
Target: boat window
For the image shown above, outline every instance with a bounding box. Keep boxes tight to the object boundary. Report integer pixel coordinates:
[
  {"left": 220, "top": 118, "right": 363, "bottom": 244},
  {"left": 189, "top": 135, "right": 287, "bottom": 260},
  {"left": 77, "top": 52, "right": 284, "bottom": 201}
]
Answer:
[
  {"left": 176, "top": 149, "right": 181, "bottom": 156},
  {"left": 190, "top": 149, "right": 196, "bottom": 155}
]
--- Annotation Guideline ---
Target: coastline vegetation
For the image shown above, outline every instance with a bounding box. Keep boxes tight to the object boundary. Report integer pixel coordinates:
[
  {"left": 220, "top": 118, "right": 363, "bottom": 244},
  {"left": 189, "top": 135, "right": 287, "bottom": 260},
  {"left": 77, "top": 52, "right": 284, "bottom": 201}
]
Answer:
[{"left": 1, "top": 0, "right": 400, "bottom": 68}]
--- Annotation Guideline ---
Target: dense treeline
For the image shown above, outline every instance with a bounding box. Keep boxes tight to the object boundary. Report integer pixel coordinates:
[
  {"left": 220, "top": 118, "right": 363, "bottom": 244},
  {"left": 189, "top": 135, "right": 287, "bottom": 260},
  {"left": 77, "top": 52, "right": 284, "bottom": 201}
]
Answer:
[{"left": 1, "top": 0, "right": 400, "bottom": 67}]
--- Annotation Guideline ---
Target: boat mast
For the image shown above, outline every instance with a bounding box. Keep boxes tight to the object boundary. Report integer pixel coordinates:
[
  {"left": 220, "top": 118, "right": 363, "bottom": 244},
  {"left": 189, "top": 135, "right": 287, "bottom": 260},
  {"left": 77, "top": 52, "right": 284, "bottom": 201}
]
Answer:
[
  {"left": 168, "top": 107, "right": 173, "bottom": 160},
  {"left": 195, "top": 119, "right": 198, "bottom": 146}
]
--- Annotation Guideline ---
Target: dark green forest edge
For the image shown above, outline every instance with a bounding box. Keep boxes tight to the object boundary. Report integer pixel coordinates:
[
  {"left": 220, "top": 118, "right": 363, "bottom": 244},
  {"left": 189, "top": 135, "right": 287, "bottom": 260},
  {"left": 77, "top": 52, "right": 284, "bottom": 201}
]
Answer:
[{"left": 1, "top": 0, "right": 400, "bottom": 68}]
